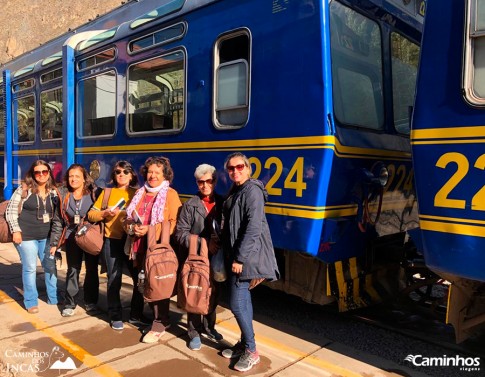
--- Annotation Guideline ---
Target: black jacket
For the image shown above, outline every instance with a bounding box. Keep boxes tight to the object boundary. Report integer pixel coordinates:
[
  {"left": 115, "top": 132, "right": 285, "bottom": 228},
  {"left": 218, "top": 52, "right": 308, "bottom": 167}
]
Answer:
[
  {"left": 223, "top": 179, "right": 279, "bottom": 281},
  {"left": 175, "top": 193, "right": 223, "bottom": 251},
  {"left": 49, "top": 185, "right": 100, "bottom": 248}
]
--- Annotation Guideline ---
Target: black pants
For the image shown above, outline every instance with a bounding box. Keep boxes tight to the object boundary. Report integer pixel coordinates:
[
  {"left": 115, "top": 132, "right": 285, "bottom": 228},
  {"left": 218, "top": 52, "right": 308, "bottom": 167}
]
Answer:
[
  {"left": 187, "top": 281, "right": 221, "bottom": 339},
  {"left": 64, "top": 234, "right": 99, "bottom": 309},
  {"left": 149, "top": 299, "right": 170, "bottom": 332},
  {"left": 104, "top": 237, "right": 144, "bottom": 321}
]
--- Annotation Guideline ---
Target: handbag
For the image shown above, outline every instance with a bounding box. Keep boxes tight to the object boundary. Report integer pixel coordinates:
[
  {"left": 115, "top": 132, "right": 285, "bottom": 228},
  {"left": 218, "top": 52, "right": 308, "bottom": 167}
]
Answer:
[
  {"left": 211, "top": 248, "right": 226, "bottom": 282},
  {"left": 74, "top": 188, "right": 112, "bottom": 256},
  {"left": 75, "top": 222, "right": 104, "bottom": 255},
  {"left": 210, "top": 219, "right": 226, "bottom": 282}
]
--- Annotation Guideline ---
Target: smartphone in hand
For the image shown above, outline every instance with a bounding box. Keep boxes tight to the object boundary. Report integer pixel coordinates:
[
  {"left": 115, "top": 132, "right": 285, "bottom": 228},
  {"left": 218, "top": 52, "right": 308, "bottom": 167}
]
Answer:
[{"left": 132, "top": 208, "right": 143, "bottom": 224}]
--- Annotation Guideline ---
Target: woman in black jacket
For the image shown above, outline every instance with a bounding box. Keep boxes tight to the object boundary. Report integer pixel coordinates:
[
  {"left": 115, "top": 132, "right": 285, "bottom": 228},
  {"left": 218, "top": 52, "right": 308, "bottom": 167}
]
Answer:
[
  {"left": 175, "top": 163, "right": 224, "bottom": 351},
  {"left": 220, "top": 152, "right": 279, "bottom": 372}
]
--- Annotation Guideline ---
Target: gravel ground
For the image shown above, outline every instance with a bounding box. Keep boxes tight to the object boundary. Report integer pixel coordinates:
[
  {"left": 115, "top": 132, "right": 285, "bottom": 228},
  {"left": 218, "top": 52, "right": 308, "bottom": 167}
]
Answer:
[{"left": 241, "top": 286, "right": 484, "bottom": 377}]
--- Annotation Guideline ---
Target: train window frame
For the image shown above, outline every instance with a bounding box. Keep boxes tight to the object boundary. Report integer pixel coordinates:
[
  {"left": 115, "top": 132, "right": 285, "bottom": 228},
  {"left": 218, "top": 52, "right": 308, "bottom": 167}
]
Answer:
[
  {"left": 464, "top": 0, "right": 485, "bottom": 105},
  {"left": 329, "top": 1, "right": 384, "bottom": 131},
  {"left": 40, "top": 86, "right": 63, "bottom": 142},
  {"left": 390, "top": 32, "right": 419, "bottom": 135},
  {"left": 213, "top": 29, "right": 251, "bottom": 129},
  {"left": 12, "top": 78, "right": 35, "bottom": 93},
  {"left": 76, "top": 69, "right": 117, "bottom": 139},
  {"left": 128, "top": 22, "right": 187, "bottom": 55},
  {"left": 126, "top": 49, "right": 186, "bottom": 136},
  {"left": 40, "top": 68, "right": 63, "bottom": 84},
  {"left": 13, "top": 94, "right": 36, "bottom": 145},
  {"left": 77, "top": 48, "right": 117, "bottom": 72}
]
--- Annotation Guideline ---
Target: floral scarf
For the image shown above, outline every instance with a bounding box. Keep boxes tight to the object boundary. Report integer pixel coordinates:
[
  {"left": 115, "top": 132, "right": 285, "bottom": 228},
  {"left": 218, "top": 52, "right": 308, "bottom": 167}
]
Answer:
[{"left": 126, "top": 180, "right": 170, "bottom": 225}]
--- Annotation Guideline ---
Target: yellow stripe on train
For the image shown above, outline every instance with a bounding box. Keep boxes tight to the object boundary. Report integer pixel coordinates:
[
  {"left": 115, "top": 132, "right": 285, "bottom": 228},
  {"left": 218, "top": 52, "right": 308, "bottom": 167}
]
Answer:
[
  {"left": 420, "top": 219, "right": 485, "bottom": 237},
  {"left": 8, "top": 136, "right": 410, "bottom": 160}
]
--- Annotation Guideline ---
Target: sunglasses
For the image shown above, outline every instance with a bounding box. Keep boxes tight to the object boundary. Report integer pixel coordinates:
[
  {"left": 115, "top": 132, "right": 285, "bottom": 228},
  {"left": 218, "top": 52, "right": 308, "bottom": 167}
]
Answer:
[
  {"left": 226, "top": 164, "right": 245, "bottom": 172},
  {"left": 33, "top": 170, "right": 49, "bottom": 177},
  {"left": 115, "top": 169, "right": 131, "bottom": 176},
  {"left": 197, "top": 178, "right": 214, "bottom": 186}
]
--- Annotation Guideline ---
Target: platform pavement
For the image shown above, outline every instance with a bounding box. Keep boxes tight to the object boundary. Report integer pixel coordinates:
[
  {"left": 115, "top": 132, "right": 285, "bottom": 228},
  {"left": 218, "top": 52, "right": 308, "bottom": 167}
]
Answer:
[{"left": 0, "top": 242, "right": 428, "bottom": 377}]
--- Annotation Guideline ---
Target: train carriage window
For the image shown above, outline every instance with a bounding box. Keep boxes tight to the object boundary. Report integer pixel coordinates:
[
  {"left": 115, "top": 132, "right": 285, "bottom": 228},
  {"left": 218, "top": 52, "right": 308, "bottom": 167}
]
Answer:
[
  {"left": 127, "top": 51, "right": 185, "bottom": 134},
  {"left": 13, "top": 95, "right": 35, "bottom": 143},
  {"left": 464, "top": 0, "right": 485, "bottom": 104},
  {"left": 41, "top": 88, "right": 63, "bottom": 140},
  {"left": 330, "top": 2, "right": 383, "bottom": 130},
  {"left": 77, "top": 49, "right": 116, "bottom": 71},
  {"left": 129, "top": 22, "right": 186, "bottom": 54},
  {"left": 77, "top": 71, "right": 116, "bottom": 137},
  {"left": 13, "top": 79, "right": 34, "bottom": 93},
  {"left": 40, "top": 68, "right": 63, "bottom": 84},
  {"left": 391, "top": 33, "right": 419, "bottom": 134},
  {"left": 213, "top": 30, "right": 250, "bottom": 128}
]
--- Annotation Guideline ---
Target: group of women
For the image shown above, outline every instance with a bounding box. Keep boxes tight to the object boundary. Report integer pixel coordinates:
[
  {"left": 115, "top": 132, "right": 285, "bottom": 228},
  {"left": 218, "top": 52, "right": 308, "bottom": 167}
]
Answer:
[{"left": 5, "top": 152, "right": 279, "bottom": 373}]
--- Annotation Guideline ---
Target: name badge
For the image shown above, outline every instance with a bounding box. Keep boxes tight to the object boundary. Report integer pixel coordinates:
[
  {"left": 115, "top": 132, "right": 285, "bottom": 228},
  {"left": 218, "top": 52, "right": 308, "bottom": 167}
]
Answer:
[
  {"left": 42, "top": 213, "right": 51, "bottom": 223},
  {"left": 74, "top": 215, "right": 81, "bottom": 224}
]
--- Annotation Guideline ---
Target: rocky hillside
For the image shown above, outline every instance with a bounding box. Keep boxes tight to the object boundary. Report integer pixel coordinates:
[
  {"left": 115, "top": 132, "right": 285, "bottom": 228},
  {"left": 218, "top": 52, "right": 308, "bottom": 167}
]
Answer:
[{"left": 0, "top": 0, "right": 122, "bottom": 64}]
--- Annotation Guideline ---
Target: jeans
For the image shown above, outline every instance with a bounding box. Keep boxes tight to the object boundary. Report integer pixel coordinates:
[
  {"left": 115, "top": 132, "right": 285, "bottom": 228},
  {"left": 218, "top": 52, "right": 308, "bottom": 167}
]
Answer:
[
  {"left": 15, "top": 239, "right": 58, "bottom": 309},
  {"left": 229, "top": 274, "right": 256, "bottom": 352},
  {"left": 64, "top": 234, "right": 99, "bottom": 309},
  {"left": 103, "top": 237, "right": 144, "bottom": 321}
]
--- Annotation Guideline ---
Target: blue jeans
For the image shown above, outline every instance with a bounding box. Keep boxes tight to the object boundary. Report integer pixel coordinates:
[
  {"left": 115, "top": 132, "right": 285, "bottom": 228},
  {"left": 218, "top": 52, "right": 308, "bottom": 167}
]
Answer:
[
  {"left": 229, "top": 274, "right": 256, "bottom": 352},
  {"left": 15, "top": 239, "right": 58, "bottom": 309}
]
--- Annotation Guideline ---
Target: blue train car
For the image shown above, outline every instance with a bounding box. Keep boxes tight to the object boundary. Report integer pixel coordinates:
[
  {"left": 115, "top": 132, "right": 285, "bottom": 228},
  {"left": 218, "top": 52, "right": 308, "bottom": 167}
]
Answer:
[
  {"left": 412, "top": 0, "right": 485, "bottom": 342},
  {"left": 1, "top": 0, "right": 424, "bottom": 310}
]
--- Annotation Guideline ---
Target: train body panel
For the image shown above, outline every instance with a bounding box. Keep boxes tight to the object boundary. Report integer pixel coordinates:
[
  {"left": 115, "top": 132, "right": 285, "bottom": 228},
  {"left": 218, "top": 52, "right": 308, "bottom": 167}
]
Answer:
[
  {"left": 412, "top": 0, "right": 485, "bottom": 282},
  {"left": 2, "top": 0, "right": 424, "bottom": 306},
  {"left": 412, "top": 0, "right": 485, "bottom": 341}
]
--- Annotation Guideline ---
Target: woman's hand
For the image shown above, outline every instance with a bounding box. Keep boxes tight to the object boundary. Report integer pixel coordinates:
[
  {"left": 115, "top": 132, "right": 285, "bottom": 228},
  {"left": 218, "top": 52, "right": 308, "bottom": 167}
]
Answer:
[
  {"left": 12, "top": 232, "right": 22, "bottom": 245},
  {"left": 232, "top": 261, "right": 243, "bottom": 275},
  {"left": 134, "top": 224, "right": 148, "bottom": 237},
  {"left": 49, "top": 246, "right": 57, "bottom": 256},
  {"left": 102, "top": 207, "right": 120, "bottom": 219}
]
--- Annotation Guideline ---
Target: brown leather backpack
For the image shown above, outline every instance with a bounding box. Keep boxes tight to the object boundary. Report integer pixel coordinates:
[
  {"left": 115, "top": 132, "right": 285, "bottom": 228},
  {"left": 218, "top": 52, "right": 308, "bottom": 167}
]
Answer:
[
  {"left": 144, "top": 221, "right": 178, "bottom": 302},
  {"left": 177, "top": 235, "right": 212, "bottom": 315}
]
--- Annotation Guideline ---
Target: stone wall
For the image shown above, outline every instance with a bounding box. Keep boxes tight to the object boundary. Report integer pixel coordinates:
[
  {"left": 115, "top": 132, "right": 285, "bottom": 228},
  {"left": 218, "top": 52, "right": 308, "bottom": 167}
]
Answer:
[{"left": 0, "top": 0, "right": 122, "bottom": 65}]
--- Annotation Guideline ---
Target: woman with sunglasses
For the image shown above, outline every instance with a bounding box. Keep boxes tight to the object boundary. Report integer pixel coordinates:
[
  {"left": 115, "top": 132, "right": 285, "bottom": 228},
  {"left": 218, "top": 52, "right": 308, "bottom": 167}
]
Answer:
[
  {"left": 49, "top": 164, "right": 99, "bottom": 317},
  {"left": 6, "top": 160, "right": 59, "bottom": 313},
  {"left": 220, "top": 152, "right": 279, "bottom": 372},
  {"left": 87, "top": 161, "right": 147, "bottom": 331},
  {"left": 125, "top": 156, "right": 181, "bottom": 343},
  {"left": 175, "top": 164, "right": 224, "bottom": 351}
]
